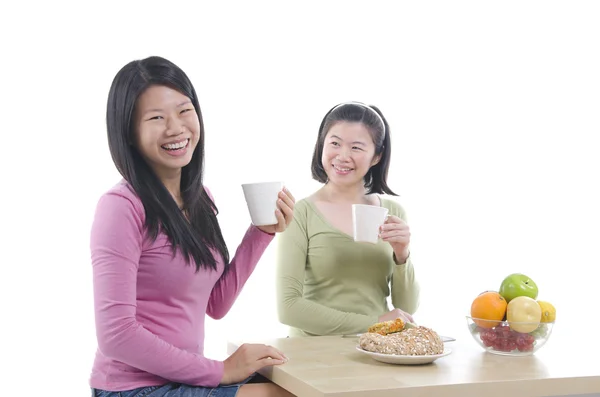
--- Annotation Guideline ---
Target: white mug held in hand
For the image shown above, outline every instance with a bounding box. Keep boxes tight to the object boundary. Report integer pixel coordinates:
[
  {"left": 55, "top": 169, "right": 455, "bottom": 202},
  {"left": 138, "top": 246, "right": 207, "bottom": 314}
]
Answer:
[
  {"left": 352, "top": 204, "right": 389, "bottom": 244},
  {"left": 241, "top": 182, "right": 284, "bottom": 226}
]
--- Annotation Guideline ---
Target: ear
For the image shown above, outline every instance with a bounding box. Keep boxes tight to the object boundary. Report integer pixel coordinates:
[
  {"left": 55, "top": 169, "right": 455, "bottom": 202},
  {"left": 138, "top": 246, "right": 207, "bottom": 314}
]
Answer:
[{"left": 371, "top": 153, "right": 382, "bottom": 167}]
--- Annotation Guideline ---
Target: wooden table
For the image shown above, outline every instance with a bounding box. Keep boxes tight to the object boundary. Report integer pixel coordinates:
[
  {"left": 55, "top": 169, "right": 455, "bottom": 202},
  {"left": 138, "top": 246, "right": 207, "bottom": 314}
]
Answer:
[{"left": 228, "top": 327, "right": 600, "bottom": 397}]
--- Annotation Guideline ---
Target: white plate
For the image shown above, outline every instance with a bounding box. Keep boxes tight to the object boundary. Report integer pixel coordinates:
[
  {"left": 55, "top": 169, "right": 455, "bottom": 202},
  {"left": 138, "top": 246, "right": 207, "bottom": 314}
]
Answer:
[{"left": 356, "top": 346, "right": 452, "bottom": 365}]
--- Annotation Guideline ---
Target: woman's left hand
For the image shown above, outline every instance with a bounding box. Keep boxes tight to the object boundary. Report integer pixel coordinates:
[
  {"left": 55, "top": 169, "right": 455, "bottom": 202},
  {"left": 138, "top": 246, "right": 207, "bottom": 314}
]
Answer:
[
  {"left": 379, "top": 215, "right": 410, "bottom": 263},
  {"left": 256, "top": 187, "right": 296, "bottom": 235}
]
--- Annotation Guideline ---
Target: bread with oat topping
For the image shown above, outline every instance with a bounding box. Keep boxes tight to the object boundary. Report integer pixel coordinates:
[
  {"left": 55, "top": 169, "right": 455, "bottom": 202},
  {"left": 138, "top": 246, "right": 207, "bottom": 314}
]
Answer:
[{"left": 359, "top": 325, "right": 444, "bottom": 355}]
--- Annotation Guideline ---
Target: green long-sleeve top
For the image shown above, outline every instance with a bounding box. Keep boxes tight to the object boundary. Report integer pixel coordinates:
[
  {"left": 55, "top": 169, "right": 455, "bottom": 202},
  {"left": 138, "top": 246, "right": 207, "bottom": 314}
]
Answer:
[{"left": 275, "top": 197, "right": 420, "bottom": 337}]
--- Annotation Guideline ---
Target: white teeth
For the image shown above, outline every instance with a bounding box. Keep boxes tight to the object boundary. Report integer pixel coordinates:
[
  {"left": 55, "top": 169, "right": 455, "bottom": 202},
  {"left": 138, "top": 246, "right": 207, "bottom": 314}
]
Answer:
[
  {"left": 334, "top": 165, "right": 351, "bottom": 172},
  {"left": 162, "top": 139, "right": 188, "bottom": 150}
]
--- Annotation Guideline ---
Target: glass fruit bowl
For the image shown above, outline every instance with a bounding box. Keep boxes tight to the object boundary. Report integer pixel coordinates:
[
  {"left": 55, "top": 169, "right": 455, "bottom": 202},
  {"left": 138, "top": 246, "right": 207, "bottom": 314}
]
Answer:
[{"left": 466, "top": 316, "right": 554, "bottom": 356}]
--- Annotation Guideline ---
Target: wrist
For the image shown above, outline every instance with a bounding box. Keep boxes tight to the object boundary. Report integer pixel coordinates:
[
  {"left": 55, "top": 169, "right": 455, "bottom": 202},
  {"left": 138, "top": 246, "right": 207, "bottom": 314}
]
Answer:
[
  {"left": 393, "top": 248, "right": 410, "bottom": 265},
  {"left": 220, "top": 359, "right": 231, "bottom": 385},
  {"left": 254, "top": 224, "right": 275, "bottom": 236}
]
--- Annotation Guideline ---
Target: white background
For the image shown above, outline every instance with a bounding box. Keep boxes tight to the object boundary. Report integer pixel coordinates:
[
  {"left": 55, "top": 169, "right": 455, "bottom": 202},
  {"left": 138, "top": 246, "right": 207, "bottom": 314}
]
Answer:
[{"left": 1, "top": 1, "right": 599, "bottom": 396}]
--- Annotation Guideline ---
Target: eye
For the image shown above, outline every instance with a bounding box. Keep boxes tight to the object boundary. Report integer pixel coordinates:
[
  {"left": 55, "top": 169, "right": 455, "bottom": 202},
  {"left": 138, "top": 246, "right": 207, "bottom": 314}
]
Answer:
[
  {"left": 148, "top": 115, "right": 163, "bottom": 121},
  {"left": 181, "top": 108, "right": 194, "bottom": 114},
  {"left": 330, "top": 141, "right": 340, "bottom": 146},
  {"left": 352, "top": 146, "right": 363, "bottom": 151}
]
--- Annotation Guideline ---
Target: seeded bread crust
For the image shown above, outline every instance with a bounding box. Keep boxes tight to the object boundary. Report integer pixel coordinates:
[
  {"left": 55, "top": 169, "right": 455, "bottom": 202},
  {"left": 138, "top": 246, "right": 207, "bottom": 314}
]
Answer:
[{"left": 359, "top": 325, "right": 444, "bottom": 355}]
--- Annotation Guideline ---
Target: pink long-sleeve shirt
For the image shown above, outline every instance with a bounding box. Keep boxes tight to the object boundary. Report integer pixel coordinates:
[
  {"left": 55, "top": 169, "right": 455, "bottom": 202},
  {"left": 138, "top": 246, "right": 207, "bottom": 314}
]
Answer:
[{"left": 89, "top": 181, "right": 273, "bottom": 391}]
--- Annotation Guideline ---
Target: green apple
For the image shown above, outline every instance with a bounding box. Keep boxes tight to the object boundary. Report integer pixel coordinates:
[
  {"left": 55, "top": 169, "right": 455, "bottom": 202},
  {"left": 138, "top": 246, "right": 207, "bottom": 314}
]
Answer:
[
  {"left": 506, "top": 296, "right": 541, "bottom": 333},
  {"left": 499, "top": 273, "right": 538, "bottom": 302}
]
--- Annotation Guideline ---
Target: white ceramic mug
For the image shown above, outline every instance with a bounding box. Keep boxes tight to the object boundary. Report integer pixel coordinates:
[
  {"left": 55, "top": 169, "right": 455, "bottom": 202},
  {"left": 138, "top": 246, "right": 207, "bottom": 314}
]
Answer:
[
  {"left": 352, "top": 204, "right": 389, "bottom": 244},
  {"left": 241, "top": 181, "right": 284, "bottom": 226}
]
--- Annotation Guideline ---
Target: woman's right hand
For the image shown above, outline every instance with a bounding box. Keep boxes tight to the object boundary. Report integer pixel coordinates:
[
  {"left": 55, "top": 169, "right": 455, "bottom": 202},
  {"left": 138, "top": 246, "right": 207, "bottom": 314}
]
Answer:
[
  {"left": 221, "top": 343, "right": 288, "bottom": 385},
  {"left": 378, "top": 308, "right": 414, "bottom": 324}
]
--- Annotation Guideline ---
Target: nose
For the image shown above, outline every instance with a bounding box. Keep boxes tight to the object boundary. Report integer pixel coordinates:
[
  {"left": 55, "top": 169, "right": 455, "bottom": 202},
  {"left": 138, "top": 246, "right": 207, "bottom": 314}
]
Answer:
[
  {"left": 336, "top": 148, "right": 351, "bottom": 161},
  {"left": 166, "top": 116, "right": 184, "bottom": 136}
]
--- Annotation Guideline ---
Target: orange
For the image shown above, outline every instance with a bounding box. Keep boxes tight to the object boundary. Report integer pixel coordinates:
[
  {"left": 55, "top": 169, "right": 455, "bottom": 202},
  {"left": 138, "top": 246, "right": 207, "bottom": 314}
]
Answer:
[{"left": 470, "top": 291, "right": 508, "bottom": 328}]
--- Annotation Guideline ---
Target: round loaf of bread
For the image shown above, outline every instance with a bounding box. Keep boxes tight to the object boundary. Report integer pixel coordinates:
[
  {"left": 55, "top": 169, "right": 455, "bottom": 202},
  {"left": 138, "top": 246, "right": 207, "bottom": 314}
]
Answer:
[{"left": 359, "top": 325, "right": 444, "bottom": 356}]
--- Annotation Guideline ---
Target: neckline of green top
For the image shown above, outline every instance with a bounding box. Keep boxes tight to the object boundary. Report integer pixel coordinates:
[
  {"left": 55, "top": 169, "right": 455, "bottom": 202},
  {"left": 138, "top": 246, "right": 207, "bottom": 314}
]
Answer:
[{"left": 304, "top": 196, "right": 386, "bottom": 240}]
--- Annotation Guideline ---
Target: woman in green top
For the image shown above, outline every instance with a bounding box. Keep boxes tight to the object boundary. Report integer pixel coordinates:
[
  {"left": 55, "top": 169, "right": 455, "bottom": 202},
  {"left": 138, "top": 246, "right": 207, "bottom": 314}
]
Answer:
[{"left": 275, "top": 102, "right": 420, "bottom": 337}]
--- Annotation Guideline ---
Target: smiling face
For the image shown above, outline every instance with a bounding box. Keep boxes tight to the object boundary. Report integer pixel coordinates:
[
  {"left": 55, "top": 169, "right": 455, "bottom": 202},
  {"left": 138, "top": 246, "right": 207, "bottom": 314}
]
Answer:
[
  {"left": 133, "top": 85, "right": 200, "bottom": 180},
  {"left": 321, "top": 121, "right": 381, "bottom": 188}
]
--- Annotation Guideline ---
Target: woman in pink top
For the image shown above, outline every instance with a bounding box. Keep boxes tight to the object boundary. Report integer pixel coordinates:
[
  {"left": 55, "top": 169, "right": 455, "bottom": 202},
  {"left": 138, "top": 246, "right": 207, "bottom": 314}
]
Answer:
[{"left": 89, "top": 56, "right": 296, "bottom": 397}]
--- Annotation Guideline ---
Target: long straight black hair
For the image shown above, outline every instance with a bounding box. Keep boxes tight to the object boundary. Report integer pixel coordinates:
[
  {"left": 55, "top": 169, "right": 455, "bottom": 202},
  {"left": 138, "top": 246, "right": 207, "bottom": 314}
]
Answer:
[
  {"left": 311, "top": 102, "right": 398, "bottom": 196},
  {"left": 106, "top": 56, "right": 229, "bottom": 272}
]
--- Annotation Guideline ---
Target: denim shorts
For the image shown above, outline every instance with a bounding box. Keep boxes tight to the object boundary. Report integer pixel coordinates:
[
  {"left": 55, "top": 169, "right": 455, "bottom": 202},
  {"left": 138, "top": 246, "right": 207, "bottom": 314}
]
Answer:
[{"left": 91, "top": 376, "right": 257, "bottom": 397}]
